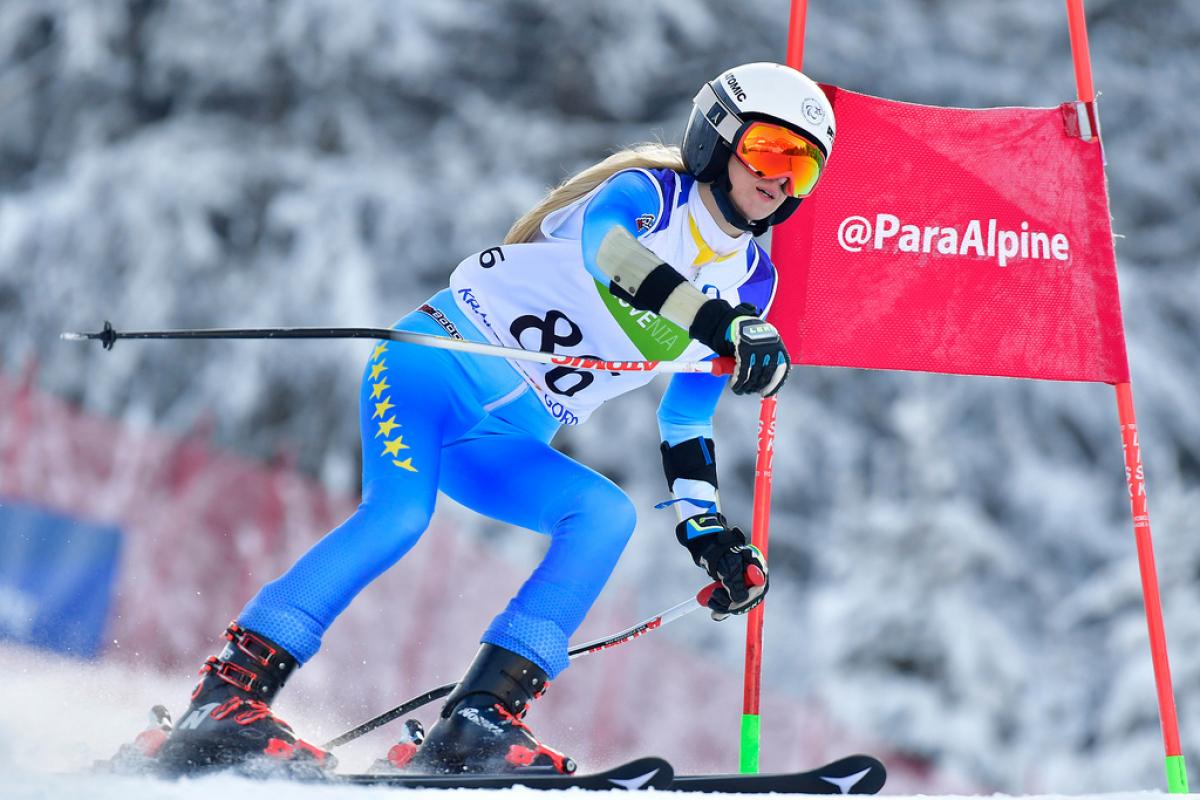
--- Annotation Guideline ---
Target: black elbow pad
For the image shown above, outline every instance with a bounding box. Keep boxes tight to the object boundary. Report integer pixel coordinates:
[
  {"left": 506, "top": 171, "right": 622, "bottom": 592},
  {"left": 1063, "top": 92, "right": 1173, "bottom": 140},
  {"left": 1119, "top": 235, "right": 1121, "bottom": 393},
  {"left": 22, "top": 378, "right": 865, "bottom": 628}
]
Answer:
[{"left": 660, "top": 437, "right": 719, "bottom": 492}]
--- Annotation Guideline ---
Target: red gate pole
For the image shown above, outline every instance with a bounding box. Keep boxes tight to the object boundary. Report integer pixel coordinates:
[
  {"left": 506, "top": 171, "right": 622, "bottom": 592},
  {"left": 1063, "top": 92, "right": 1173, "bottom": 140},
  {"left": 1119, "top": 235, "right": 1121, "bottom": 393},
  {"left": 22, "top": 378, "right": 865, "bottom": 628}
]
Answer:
[
  {"left": 785, "top": 0, "right": 808, "bottom": 70},
  {"left": 740, "top": 395, "right": 778, "bottom": 773},
  {"left": 739, "top": 0, "right": 809, "bottom": 775},
  {"left": 1115, "top": 385, "right": 1188, "bottom": 792},
  {"left": 1066, "top": 0, "right": 1188, "bottom": 791},
  {"left": 1108, "top": 383, "right": 1185, "bottom": 796}
]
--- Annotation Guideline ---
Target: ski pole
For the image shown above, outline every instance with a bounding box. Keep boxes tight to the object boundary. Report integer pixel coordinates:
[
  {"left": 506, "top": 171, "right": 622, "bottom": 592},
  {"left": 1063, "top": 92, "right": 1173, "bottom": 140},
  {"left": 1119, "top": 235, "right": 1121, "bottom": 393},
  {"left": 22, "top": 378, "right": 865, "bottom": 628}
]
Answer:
[
  {"left": 322, "top": 581, "right": 727, "bottom": 751},
  {"left": 61, "top": 321, "right": 735, "bottom": 376}
]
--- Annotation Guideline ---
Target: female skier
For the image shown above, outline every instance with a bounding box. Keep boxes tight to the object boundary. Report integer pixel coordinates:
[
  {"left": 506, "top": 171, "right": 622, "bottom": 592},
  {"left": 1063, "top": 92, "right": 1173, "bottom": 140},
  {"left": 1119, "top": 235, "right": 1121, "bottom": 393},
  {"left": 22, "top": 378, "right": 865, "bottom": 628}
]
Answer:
[{"left": 157, "top": 62, "right": 835, "bottom": 776}]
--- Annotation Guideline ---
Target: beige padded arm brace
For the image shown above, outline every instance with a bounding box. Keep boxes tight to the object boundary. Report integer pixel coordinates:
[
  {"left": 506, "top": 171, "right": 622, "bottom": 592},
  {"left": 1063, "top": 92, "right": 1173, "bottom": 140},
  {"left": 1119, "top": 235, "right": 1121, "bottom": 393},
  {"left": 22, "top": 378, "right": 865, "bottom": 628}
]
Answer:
[{"left": 595, "top": 227, "right": 711, "bottom": 328}]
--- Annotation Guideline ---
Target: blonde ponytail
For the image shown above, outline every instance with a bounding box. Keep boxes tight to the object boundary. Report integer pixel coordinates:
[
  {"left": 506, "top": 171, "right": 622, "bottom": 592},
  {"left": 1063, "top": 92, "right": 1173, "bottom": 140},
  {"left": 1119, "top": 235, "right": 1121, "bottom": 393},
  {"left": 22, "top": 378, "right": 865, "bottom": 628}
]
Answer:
[{"left": 504, "top": 143, "right": 686, "bottom": 244}]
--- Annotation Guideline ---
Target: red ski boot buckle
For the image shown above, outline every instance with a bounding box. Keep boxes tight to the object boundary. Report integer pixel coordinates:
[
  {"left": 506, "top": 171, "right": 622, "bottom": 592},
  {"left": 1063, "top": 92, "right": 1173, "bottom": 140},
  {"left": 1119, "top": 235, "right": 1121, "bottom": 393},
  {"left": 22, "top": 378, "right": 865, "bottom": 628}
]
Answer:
[
  {"left": 225, "top": 622, "right": 279, "bottom": 667},
  {"left": 214, "top": 661, "right": 261, "bottom": 694}
]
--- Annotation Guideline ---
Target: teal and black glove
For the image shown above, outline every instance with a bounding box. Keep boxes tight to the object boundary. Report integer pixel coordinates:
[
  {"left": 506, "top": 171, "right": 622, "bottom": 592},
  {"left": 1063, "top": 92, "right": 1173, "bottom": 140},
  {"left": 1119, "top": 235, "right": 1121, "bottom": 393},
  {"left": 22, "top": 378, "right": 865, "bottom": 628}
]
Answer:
[
  {"left": 689, "top": 301, "right": 790, "bottom": 397},
  {"left": 676, "top": 512, "right": 769, "bottom": 621}
]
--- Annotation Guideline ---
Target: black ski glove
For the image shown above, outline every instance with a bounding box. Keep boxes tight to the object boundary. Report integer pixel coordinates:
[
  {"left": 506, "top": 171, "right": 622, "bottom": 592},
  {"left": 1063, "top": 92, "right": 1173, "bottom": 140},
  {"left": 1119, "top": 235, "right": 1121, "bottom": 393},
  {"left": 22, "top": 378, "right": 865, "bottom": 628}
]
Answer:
[
  {"left": 688, "top": 300, "right": 790, "bottom": 397},
  {"left": 676, "top": 512, "right": 769, "bottom": 621}
]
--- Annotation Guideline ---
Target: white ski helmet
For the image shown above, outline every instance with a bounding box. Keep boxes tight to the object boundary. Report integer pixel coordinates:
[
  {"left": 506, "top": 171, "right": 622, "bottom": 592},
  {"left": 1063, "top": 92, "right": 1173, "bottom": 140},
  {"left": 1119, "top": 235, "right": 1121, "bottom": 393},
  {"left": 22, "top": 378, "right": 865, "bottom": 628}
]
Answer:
[{"left": 682, "top": 62, "right": 835, "bottom": 232}]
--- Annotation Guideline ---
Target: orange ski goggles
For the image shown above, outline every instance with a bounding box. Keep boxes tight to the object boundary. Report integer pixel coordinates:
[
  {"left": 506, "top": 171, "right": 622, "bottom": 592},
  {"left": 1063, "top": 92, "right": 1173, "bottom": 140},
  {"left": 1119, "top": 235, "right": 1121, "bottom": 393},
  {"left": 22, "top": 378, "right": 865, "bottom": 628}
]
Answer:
[{"left": 734, "top": 121, "right": 826, "bottom": 198}]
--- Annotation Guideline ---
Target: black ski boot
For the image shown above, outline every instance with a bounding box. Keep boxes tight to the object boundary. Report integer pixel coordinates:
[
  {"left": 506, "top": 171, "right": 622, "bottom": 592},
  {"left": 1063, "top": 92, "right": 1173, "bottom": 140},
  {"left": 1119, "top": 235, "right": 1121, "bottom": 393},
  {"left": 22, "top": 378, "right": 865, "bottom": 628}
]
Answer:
[
  {"left": 155, "top": 622, "right": 333, "bottom": 777},
  {"left": 408, "top": 644, "right": 575, "bottom": 775}
]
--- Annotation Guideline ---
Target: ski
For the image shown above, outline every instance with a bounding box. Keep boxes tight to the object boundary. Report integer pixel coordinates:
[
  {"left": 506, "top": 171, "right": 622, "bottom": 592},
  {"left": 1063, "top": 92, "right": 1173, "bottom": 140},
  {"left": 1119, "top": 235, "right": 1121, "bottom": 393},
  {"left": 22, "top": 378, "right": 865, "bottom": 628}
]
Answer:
[
  {"left": 337, "top": 754, "right": 885, "bottom": 793},
  {"left": 339, "top": 756, "right": 674, "bottom": 791},
  {"left": 668, "top": 754, "right": 886, "bottom": 794}
]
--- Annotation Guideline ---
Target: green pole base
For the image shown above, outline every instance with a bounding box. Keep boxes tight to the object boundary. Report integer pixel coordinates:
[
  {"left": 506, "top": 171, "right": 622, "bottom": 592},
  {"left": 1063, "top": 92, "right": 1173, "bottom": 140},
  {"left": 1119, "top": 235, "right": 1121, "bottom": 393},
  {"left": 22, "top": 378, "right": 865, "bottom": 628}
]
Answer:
[
  {"left": 739, "top": 713, "right": 761, "bottom": 774},
  {"left": 1166, "top": 754, "right": 1189, "bottom": 794}
]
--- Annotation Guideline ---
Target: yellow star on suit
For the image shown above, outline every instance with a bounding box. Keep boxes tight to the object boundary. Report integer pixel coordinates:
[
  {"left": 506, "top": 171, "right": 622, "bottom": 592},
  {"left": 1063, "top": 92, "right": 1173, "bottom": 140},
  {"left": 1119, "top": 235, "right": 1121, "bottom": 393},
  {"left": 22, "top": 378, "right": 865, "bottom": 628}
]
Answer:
[
  {"left": 382, "top": 437, "right": 410, "bottom": 457},
  {"left": 372, "top": 397, "right": 394, "bottom": 419}
]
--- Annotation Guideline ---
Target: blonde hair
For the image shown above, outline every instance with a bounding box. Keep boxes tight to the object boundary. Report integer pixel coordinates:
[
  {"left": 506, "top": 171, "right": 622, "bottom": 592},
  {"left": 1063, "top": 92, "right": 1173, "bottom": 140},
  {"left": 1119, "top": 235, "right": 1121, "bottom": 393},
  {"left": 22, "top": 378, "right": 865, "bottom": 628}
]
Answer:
[{"left": 504, "top": 143, "right": 687, "bottom": 244}]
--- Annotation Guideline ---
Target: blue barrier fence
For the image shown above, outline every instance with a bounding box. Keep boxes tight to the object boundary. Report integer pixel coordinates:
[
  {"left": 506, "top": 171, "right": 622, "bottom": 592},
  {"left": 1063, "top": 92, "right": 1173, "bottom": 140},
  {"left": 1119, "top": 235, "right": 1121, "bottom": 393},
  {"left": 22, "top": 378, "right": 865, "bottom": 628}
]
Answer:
[{"left": 0, "top": 499, "right": 122, "bottom": 658}]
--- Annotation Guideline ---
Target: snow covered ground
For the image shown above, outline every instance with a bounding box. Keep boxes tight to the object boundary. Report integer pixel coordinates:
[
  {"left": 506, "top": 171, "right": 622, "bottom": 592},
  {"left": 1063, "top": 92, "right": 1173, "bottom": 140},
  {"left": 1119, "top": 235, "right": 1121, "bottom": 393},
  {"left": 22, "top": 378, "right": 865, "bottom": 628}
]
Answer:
[
  {"left": 0, "top": 643, "right": 1178, "bottom": 799},
  {"left": 2, "top": 773, "right": 1176, "bottom": 800}
]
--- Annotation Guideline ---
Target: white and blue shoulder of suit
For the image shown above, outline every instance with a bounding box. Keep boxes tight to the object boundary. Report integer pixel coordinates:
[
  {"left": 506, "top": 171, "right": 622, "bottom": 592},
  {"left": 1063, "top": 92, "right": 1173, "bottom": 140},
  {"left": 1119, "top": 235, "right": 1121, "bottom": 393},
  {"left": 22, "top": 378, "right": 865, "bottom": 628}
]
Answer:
[{"left": 570, "top": 168, "right": 778, "bottom": 320}]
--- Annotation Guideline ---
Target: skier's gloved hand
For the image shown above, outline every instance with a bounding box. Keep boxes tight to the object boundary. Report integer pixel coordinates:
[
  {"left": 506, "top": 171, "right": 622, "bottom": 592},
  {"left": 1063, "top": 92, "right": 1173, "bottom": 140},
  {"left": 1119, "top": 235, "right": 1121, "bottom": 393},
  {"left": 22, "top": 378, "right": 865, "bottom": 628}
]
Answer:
[
  {"left": 676, "top": 512, "right": 769, "bottom": 621},
  {"left": 689, "top": 301, "right": 790, "bottom": 397}
]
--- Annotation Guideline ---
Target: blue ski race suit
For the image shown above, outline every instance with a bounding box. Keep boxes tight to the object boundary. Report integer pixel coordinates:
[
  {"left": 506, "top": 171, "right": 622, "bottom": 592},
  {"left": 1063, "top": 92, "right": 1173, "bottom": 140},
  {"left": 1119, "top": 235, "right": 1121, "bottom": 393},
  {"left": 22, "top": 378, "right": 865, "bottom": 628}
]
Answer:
[{"left": 238, "top": 168, "right": 775, "bottom": 678}]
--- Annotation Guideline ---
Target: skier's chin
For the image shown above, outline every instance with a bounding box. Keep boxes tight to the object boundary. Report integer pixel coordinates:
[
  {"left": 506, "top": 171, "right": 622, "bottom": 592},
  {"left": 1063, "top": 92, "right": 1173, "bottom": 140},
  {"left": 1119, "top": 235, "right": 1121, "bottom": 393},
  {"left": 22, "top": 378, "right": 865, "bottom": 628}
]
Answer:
[
  {"left": 731, "top": 194, "right": 782, "bottom": 224},
  {"left": 729, "top": 200, "right": 777, "bottom": 225}
]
